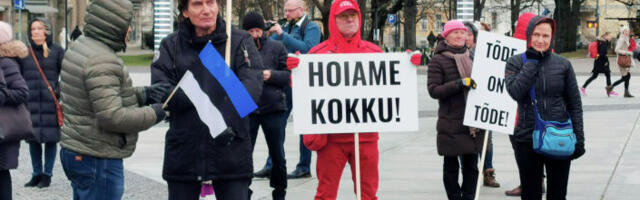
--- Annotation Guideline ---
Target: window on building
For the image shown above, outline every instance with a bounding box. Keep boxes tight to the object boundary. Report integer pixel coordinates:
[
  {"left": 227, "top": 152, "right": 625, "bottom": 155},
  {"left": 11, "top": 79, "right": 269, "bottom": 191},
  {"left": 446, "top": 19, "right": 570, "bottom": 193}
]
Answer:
[
  {"left": 435, "top": 14, "right": 443, "bottom": 33},
  {"left": 421, "top": 17, "right": 428, "bottom": 31}
]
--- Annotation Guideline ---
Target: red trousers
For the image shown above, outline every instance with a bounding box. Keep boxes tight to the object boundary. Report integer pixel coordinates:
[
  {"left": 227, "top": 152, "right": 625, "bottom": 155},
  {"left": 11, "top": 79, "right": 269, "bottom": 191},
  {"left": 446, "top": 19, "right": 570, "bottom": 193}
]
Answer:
[{"left": 314, "top": 141, "right": 379, "bottom": 200}]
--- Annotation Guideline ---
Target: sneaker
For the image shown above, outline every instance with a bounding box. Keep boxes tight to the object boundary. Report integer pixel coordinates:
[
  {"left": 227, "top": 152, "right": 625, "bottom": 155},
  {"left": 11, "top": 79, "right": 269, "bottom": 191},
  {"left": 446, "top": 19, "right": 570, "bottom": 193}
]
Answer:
[
  {"left": 580, "top": 87, "right": 586, "bottom": 95},
  {"left": 253, "top": 168, "right": 271, "bottom": 179},
  {"left": 287, "top": 168, "right": 311, "bottom": 179},
  {"left": 609, "top": 91, "right": 619, "bottom": 96}
]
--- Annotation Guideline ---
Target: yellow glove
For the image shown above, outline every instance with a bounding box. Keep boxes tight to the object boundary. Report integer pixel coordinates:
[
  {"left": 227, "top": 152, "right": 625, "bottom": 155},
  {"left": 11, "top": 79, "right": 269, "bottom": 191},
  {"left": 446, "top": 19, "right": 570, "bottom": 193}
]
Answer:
[{"left": 459, "top": 77, "right": 477, "bottom": 89}]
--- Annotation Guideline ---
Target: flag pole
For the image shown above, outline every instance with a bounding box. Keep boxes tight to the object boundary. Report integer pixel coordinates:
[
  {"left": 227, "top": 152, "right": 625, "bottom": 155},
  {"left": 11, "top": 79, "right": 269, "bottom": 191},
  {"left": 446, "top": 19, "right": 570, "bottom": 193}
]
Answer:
[
  {"left": 474, "top": 131, "right": 491, "bottom": 200},
  {"left": 354, "top": 133, "right": 362, "bottom": 200},
  {"left": 163, "top": 0, "right": 233, "bottom": 109},
  {"left": 225, "top": 0, "right": 232, "bottom": 66}
]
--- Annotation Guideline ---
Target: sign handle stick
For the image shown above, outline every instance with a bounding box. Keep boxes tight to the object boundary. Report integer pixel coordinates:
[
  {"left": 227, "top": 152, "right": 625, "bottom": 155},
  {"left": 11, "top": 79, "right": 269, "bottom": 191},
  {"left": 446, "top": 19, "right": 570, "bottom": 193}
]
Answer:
[
  {"left": 474, "top": 131, "right": 491, "bottom": 200},
  {"left": 354, "top": 133, "right": 362, "bottom": 200},
  {"left": 162, "top": 86, "right": 180, "bottom": 109},
  {"left": 224, "top": 0, "right": 232, "bottom": 66}
]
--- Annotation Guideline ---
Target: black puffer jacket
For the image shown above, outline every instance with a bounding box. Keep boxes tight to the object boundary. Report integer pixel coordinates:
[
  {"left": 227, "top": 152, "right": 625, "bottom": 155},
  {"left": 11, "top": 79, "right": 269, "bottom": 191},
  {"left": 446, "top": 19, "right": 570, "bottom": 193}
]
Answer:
[
  {"left": 254, "top": 36, "right": 289, "bottom": 114},
  {"left": 20, "top": 18, "right": 64, "bottom": 143},
  {"left": 0, "top": 40, "right": 29, "bottom": 170},
  {"left": 592, "top": 38, "right": 610, "bottom": 73},
  {"left": 151, "top": 18, "right": 263, "bottom": 181},
  {"left": 504, "top": 16, "right": 584, "bottom": 146}
]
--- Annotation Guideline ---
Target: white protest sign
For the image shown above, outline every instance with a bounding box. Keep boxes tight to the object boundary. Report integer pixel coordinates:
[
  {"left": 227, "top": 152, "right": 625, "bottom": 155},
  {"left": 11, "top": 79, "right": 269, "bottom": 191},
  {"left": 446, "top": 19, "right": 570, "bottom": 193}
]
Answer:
[
  {"left": 463, "top": 31, "right": 526, "bottom": 135},
  {"left": 292, "top": 53, "right": 418, "bottom": 134}
]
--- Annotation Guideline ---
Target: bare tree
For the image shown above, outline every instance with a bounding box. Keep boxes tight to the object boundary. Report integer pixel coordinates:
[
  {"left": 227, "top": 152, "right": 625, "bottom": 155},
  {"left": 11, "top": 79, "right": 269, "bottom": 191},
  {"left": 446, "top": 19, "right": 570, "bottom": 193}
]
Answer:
[
  {"left": 553, "top": 0, "right": 585, "bottom": 53},
  {"left": 474, "top": 0, "right": 487, "bottom": 21},
  {"left": 404, "top": 0, "right": 417, "bottom": 49},
  {"left": 310, "top": 0, "right": 333, "bottom": 40},
  {"left": 509, "top": 0, "right": 540, "bottom": 35}
]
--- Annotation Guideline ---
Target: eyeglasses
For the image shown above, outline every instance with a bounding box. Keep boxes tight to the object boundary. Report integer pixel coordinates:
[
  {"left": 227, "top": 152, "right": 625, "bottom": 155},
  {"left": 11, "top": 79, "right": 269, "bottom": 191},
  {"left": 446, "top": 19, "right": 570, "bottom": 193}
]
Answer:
[
  {"left": 336, "top": 13, "right": 358, "bottom": 21},
  {"left": 284, "top": 7, "right": 301, "bottom": 13}
]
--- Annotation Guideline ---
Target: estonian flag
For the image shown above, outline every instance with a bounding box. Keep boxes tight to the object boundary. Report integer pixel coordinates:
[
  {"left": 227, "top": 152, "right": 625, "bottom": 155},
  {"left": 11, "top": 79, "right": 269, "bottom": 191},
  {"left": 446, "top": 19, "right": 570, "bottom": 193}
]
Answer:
[{"left": 176, "top": 42, "right": 258, "bottom": 138}]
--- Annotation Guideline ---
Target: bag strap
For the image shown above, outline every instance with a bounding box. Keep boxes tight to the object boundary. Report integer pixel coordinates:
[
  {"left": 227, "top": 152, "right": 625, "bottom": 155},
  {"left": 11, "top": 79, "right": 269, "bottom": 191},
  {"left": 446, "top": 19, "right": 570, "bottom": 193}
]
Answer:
[
  {"left": 523, "top": 54, "right": 571, "bottom": 121},
  {"left": 29, "top": 45, "right": 60, "bottom": 106}
]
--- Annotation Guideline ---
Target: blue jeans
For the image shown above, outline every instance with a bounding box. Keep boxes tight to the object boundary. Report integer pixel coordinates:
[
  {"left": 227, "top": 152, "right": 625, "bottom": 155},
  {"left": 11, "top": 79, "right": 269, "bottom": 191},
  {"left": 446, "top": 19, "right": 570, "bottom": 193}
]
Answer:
[
  {"left": 28, "top": 142, "right": 58, "bottom": 176},
  {"left": 60, "top": 148, "right": 124, "bottom": 200},
  {"left": 483, "top": 132, "right": 494, "bottom": 170},
  {"left": 263, "top": 87, "right": 311, "bottom": 172}
]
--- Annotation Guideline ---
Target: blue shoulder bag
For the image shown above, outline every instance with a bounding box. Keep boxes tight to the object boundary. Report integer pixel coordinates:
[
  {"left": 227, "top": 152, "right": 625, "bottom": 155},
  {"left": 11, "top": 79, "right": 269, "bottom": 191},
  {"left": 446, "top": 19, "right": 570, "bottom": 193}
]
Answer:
[{"left": 523, "top": 54, "right": 577, "bottom": 159}]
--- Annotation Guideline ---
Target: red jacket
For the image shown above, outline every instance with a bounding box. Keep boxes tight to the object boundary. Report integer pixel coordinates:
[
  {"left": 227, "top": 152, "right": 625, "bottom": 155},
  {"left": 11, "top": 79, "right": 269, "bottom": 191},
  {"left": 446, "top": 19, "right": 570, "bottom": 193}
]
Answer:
[{"left": 307, "top": 0, "right": 379, "bottom": 143}]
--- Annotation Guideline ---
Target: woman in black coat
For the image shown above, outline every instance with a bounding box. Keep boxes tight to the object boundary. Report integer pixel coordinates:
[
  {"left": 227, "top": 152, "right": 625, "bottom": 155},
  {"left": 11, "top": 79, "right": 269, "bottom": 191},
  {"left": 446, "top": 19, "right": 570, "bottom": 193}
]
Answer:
[
  {"left": 581, "top": 32, "right": 615, "bottom": 96},
  {"left": 150, "top": 0, "right": 263, "bottom": 199},
  {"left": 0, "top": 21, "right": 30, "bottom": 200},
  {"left": 19, "top": 18, "right": 65, "bottom": 188}
]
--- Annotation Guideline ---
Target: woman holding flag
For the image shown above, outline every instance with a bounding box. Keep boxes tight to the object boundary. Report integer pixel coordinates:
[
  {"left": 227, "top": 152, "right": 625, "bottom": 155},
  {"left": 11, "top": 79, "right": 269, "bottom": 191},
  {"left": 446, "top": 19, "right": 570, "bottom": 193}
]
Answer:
[{"left": 150, "top": 0, "right": 263, "bottom": 199}]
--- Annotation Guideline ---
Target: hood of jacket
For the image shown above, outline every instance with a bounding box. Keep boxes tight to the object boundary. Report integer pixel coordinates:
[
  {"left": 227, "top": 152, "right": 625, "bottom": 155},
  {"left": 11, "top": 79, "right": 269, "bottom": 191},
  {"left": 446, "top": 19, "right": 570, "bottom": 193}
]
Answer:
[
  {"left": 513, "top": 12, "right": 536, "bottom": 41},
  {"left": 0, "top": 40, "right": 28, "bottom": 59},
  {"left": 327, "top": 0, "right": 362, "bottom": 52},
  {"left": 525, "top": 16, "right": 556, "bottom": 51},
  {"left": 83, "top": 0, "right": 133, "bottom": 52},
  {"left": 27, "top": 17, "right": 54, "bottom": 47}
]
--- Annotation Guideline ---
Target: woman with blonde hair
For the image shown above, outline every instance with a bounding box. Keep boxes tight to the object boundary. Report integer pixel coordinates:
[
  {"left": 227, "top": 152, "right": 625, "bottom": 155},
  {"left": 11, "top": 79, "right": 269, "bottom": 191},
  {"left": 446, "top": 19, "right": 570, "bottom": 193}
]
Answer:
[{"left": 608, "top": 26, "right": 634, "bottom": 97}]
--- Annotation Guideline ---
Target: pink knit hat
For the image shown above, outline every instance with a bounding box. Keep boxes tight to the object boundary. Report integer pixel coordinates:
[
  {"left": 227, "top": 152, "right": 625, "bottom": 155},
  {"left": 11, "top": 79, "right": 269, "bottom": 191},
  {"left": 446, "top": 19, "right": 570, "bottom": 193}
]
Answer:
[
  {"left": 0, "top": 21, "right": 12, "bottom": 44},
  {"left": 442, "top": 20, "right": 468, "bottom": 38}
]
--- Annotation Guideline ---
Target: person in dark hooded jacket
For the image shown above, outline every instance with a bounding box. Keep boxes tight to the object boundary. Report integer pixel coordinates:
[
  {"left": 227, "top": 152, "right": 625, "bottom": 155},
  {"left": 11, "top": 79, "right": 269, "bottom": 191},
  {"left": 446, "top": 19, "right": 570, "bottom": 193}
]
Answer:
[
  {"left": 0, "top": 21, "right": 30, "bottom": 200},
  {"left": 504, "top": 15, "right": 585, "bottom": 200},
  {"left": 242, "top": 11, "right": 290, "bottom": 200},
  {"left": 151, "top": 0, "right": 264, "bottom": 199},
  {"left": 19, "top": 17, "right": 65, "bottom": 189}
]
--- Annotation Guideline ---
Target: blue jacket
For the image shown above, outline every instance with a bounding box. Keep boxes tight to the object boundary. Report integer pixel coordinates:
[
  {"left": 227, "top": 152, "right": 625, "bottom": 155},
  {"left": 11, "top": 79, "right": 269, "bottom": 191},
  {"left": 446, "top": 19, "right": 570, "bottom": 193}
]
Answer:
[{"left": 270, "top": 15, "right": 321, "bottom": 53}]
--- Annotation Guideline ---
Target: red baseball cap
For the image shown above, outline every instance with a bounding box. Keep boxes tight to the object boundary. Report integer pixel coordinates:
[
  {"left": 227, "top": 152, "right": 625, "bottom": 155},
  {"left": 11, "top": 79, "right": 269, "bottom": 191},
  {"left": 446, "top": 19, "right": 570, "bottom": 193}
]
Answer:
[{"left": 334, "top": 0, "right": 358, "bottom": 16}]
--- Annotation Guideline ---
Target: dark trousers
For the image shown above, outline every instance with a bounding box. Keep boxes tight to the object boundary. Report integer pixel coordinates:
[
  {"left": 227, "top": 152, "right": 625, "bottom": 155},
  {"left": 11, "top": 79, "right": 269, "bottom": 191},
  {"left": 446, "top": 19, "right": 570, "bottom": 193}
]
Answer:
[
  {"left": 443, "top": 154, "right": 478, "bottom": 200},
  {"left": 583, "top": 72, "right": 612, "bottom": 88},
  {"left": 28, "top": 142, "right": 58, "bottom": 176},
  {"left": 264, "top": 87, "right": 312, "bottom": 172},
  {"left": 0, "top": 170, "right": 11, "bottom": 200},
  {"left": 483, "top": 132, "right": 494, "bottom": 170},
  {"left": 168, "top": 179, "right": 250, "bottom": 200},
  {"left": 612, "top": 73, "right": 631, "bottom": 90},
  {"left": 514, "top": 141, "right": 571, "bottom": 200},
  {"left": 249, "top": 112, "right": 287, "bottom": 197}
]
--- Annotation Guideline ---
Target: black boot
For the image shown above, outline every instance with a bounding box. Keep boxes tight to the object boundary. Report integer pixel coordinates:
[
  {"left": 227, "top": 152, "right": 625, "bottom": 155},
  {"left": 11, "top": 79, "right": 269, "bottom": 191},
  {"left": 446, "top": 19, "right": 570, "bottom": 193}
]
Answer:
[
  {"left": 37, "top": 175, "right": 51, "bottom": 188},
  {"left": 625, "top": 90, "right": 635, "bottom": 98},
  {"left": 24, "top": 175, "right": 41, "bottom": 187}
]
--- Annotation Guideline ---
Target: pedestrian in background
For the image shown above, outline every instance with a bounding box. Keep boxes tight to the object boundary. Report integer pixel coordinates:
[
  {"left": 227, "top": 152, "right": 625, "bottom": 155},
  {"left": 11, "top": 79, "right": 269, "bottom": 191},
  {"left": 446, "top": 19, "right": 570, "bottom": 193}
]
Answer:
[
  {"left": 504, "top": 15, "right": 585, "bottom": 200},
  {"left": 427, "top": 20, "right": 484, "bottom": 200},
  {"left": 258, "top": 0, "right": 322, "bottom": 180},
  {"left": 20, "top": 18, "right": 65, "bottom": 189},
  {"left": 581, "top": 32, "right": 615, "bottom": 96},
  {"left": 58, "top": 0, "right": 169, "bottom": 198},
  {"left": 609, "top": 26, "right": 634, "bottom": 98},
  {"left": 243, "top": 11, "right": 290, "bottom": 200},
  {"left": 0, "top": 21, "right": 30, "bottom": 200}
]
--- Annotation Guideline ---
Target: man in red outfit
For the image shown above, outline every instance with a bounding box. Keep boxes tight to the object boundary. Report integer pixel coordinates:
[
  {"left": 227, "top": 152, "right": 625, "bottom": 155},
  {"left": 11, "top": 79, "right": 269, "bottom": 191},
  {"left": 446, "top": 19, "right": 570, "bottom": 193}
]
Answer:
[
  {"left": 304, "top": 1, "right": 380, "bottom": 199},
  {"left": 286, "top": 1, "right": 421, "bottom": 199}
]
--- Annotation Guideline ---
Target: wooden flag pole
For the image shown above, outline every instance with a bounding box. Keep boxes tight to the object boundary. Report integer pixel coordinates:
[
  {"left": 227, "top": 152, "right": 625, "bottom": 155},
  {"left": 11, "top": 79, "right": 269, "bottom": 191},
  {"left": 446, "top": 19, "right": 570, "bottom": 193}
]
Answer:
[
  {"left": 225, "top": 0, "right": 232, "bottom": 66},
  {"left": 163, "top": 1, "right": 232, "bottom": 109},
  {"left": 354, "top": 133, "right": 362, "bottom": 200},
  {"left": 474, "top": 131, "right": 491, "bottom": 200}
]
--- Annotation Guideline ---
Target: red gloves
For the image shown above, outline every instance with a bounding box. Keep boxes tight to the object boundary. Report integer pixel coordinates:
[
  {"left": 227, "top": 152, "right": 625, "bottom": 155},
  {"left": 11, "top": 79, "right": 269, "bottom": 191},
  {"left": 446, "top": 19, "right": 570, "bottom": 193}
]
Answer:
[
  {"left": 406, "top": 49, "right": 422, "bottom": 67},
  {"left": 287, "top": 51, "right": 301, "bottom": 70}
]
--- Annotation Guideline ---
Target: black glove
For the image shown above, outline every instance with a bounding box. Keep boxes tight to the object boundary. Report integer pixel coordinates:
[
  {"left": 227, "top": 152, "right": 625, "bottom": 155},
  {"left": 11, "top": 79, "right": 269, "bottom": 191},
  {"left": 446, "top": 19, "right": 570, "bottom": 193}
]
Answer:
[
  {"left": 525, "top": 47, "right": 544, "bottom": 62},
  {"left": 150, "top": 103, "right": 167, "bottom": 123},
  {"left": 458, "top": 77, "right": 477, "bottom": 89},
  {"left": 571, "top": 142, "right": 585, "bottom": 160},
  {"left": 145, "top": 83, "right": 173, "bottom": 105}
]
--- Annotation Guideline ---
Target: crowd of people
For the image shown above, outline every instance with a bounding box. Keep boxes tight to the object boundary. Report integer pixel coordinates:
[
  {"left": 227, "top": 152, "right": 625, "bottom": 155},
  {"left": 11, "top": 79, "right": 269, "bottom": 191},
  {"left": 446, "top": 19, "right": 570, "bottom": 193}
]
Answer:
[{"left": 0, "top": 0, "right": 601, "bottom": 200}]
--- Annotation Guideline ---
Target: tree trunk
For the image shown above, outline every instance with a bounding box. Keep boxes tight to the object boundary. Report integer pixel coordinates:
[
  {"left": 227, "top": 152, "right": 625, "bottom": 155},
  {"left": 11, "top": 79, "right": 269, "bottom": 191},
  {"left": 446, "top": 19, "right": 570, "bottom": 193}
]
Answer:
[
  {"left": 235, "top": 0, "right": 247, "bottom": 26},
  {"left": 311, "top": 0, "right": 332, "bottom": 40},
  {"left": 259, "top": 0, "right": 274, "bottom": 20},
  {"left": 510, "top": 0, "right": 521, "bottom": 36},
  {"left": 474, "top": 0, "right": 486, "bottom": 21},
  {"left": 359, "top": 0, "right": 368, "bottom": 40},
  {"left": 403, "top": 0, "right": 417, "bottom": 49},
  {"left": 553, "top": 0, "right": 582, "bottom": 53}
]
